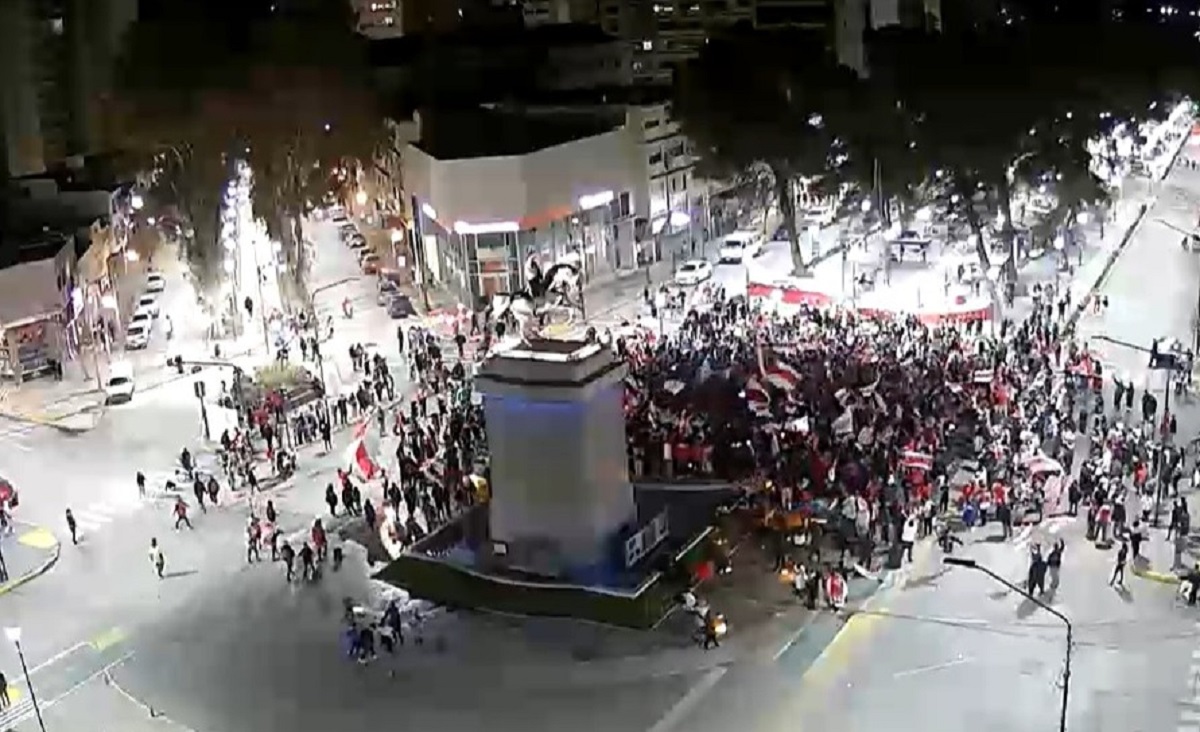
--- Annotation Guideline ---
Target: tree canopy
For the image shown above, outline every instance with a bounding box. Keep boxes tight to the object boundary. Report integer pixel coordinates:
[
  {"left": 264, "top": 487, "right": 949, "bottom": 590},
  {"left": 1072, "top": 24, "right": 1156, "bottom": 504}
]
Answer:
[
  {"left": 674, "top": 28, "right": 858, "bottom": 273},
  {"left": 111, "top": 0, "right": 386, "bottom": 304},
  {"left": 674, "top": 18, "right": 1200, "bottom": 277}
]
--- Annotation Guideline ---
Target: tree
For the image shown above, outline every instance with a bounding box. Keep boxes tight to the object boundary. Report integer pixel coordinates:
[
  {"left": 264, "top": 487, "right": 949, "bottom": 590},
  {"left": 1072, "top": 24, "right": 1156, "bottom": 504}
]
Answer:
[
  {"left": 111, "top": 0, "right": 386, "bottom": 307},
  {"left": 674, "top": 27, "right": 857, "bottom": 274}
]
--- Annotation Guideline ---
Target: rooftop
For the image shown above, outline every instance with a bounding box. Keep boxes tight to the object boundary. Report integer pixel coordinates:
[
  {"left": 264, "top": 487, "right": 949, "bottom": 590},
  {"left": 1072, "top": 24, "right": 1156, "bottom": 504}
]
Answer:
[
  {"left": 368, "top": 22, "right": 619, "bottom": 65},
  {"left": 414, "top": 108, "right": 619, "bottom": 159}
]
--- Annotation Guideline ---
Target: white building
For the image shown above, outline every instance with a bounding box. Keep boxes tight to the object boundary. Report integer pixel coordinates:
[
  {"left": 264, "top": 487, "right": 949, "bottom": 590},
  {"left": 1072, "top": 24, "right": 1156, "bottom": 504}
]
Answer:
[{"left": 401, "top": 108, "right": 647, "bottom": 304}]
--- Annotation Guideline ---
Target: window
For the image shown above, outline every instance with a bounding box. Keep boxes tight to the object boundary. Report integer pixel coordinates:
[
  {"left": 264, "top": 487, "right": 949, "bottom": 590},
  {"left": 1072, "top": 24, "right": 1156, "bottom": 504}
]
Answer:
[
  {"left": 669, "top": 141, "right": 686, "bottom": 158},
  {"left": 648, "top": 152, "right": 663, "bottom": 165},
  {"left": 619, "top": 192, "right": 631, "bottom": 217},
  {"left": 641, "top": 40, "right": 653, "bottom": 50},
  {"left": 643, "top": 118, "right": 660, "bottom": 130}
]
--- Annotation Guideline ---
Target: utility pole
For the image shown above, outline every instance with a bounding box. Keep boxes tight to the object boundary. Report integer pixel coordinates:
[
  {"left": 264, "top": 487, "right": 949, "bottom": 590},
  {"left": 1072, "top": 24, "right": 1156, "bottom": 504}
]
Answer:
[
  {"left": 1087, "top": 334, "right": 1182, "bottom": 525},
  {"left": 945, "top": 558, "right": 1071, "bottom": 732}
]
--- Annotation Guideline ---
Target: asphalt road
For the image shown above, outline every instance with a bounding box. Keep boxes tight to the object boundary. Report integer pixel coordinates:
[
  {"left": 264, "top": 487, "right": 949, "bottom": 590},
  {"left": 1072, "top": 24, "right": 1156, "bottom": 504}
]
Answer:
[
  {"left": 0, "top": 168, "right": 1188, "bottom": 732},
  {"left": 0, "top": 215, "right": 420, "bottom": 729}
]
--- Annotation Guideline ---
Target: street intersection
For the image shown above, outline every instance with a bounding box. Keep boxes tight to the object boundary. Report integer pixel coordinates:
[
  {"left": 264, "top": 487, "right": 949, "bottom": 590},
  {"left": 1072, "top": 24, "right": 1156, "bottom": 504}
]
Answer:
[{"left": 2, "top": 147, "right": 1200, "bottom": 732}]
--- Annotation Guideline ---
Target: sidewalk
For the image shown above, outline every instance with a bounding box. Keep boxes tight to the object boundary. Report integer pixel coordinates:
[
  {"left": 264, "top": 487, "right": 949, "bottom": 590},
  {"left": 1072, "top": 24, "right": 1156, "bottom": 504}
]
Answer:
[{"left": 0, "top": 522, "right": 60, "bottom": 596}]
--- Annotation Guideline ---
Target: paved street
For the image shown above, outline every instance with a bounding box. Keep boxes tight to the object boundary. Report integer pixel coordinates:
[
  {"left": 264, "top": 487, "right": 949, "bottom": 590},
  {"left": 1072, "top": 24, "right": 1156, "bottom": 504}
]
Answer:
[
  {"left": 0, "top": 139, "right": 1189, "bottom": 732},
  {"left": 1077, "top": 150, "right": 1200, "bottom": 410}
]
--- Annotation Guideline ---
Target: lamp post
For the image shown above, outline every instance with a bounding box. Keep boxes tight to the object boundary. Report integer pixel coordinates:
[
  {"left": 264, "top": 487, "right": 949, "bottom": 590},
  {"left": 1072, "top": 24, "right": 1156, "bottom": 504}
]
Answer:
[
  {"left": 4, "top": 626, "right": 47, "bottom": 732},
  {"left": 309, "top": 277, "right": 359, "bottom": 395},
  {"left": 943, "top": 558, "right": 1071, "bottom": 732}
]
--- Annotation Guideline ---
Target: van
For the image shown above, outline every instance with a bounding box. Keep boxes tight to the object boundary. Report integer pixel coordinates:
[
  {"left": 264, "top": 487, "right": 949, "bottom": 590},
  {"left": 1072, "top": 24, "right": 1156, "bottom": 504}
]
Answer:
[
  {"left": 718, "top": 230, "right": 763, "bottom": 264},
  {"left": 104, "top": 362, "right": 136, "bottom": 404}
]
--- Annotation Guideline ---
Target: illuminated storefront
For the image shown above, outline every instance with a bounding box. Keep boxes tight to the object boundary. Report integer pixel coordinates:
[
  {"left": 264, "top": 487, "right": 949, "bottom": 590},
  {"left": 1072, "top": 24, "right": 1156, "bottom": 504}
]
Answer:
[{"left": 402, "top": 128, "right": 642, "bottom": 305}]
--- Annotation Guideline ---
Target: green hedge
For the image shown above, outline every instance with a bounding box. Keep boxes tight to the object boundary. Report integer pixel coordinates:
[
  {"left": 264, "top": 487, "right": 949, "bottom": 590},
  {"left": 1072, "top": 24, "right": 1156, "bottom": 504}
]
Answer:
[
  {"left": 375, "top": 554, "right": 676, "bottom": 629},
  {"left": 254, "top": 363, "right": 310, "bottom": 390}
]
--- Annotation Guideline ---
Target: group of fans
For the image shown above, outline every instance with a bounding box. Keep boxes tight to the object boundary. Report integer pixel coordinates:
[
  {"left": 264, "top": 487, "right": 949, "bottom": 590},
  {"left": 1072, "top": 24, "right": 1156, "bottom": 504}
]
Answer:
[{"left": 611, "top": 268, "right": 1195, "bottom": 617}]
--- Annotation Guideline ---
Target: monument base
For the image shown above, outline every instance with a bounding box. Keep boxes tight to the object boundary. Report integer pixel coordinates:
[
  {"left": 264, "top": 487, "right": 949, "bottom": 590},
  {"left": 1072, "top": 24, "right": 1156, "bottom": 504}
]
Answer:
[{"left": 373, "top": 504, "right": 704, "bottom": 628}]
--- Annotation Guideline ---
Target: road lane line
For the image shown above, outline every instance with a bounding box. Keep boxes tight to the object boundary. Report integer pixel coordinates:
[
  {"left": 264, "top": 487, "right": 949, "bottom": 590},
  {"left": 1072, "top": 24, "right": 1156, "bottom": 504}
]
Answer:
[
  {"left": 772, "top": 612, "right": 820, "bottom": 661},
  {"left": 645, "top": 666, "right": 727, "bottom": 732},
  {"left": 29, "top": 642, "right": 89, "bottom": 676},
  {"left": 90, "top": 627, "right": 127, "bottom": 653},
  {"left": 892, "top": 656, "right": 973, "bottom": 679},
  {"left": 1182, "top": 709, "right": 1200, "bottom": 723}
]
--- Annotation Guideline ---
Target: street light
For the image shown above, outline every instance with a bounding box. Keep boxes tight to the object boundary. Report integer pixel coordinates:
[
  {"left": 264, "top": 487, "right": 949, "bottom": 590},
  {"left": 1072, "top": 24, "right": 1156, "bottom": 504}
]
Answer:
[
  {"left": 943, "top": 558, "right": 1071, "bottom": 732},
  {"left": 354, "top": 191, "right": 368, "bottom": 207},
  {"left": 310, "top": 277, "right": 360, "bottom": 395},
  {"left": 4, "top": 626, "right": 47, "bottom": 732},
  {"left": 130, "top": 194, "right": 144, "bottom": 211}
]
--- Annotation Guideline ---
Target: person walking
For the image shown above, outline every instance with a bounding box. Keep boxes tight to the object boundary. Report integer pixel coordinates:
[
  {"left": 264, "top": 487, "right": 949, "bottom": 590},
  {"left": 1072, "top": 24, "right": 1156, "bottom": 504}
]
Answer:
[
  {"left": 65, "top": 508, "right": 78, "bottom": 545},
  {"left": 148, "top": 538, "right": 165, "bottom": 579},
  {"left": 1047, "top": 538, "right": 1064, "bottom": 592},
  {"left": 325, "top": 484, "right": 339, "bottom": 516},
  {"left": 1110, "top": 540, "right": 1128, "bottom": 589},
  {"left": 173, "top": 497, "right": 193, "bottom": 530},
  {"left": 136, "top": 471, "right": 147, "bottom": 499},
  {"left": 0, "top": 670, "right": 9, "bottom": 710}
]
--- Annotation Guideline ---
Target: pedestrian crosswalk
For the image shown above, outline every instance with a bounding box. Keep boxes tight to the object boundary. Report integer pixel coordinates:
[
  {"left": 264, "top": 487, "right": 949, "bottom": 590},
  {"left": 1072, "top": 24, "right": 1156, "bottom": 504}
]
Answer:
[{"left": 70, "top": 494, "right": 156, "bottom": 535}]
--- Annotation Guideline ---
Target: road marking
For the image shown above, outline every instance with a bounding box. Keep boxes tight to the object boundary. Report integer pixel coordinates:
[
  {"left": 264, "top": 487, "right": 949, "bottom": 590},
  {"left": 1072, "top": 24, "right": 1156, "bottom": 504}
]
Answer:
[
  {"left": 4, "top": 684, "right": 21, "bottom": 701},
  {"left": 1182, "top": 709, "right": 1200, "bottom": 723},
  {"left": 892, "top": 656, "right": 973, "bottom": 679},
  {"left": 645, "top": 666, "right": 727, "bottom": 732},
  {"left": 773, "top": 612, "right": 820, "bottom": 661},
  {"left": 1191, "top": 648, "right": 1200, "bottom": 660},
  {"left": 90, "top": 626, "right": 127, "bottom": 653},
  {"left": 17, "top": 527, "right": 56, "bottom": 550}
]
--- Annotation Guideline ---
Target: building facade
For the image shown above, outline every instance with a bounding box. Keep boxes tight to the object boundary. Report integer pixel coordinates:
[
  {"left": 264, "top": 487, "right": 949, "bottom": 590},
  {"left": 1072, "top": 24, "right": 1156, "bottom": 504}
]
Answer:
[
  {"left": 402, "top": 125, "right": 645, "bottom": 305},
  {"left": 0, "top": 0, "right": 138, "bottom": 177}
]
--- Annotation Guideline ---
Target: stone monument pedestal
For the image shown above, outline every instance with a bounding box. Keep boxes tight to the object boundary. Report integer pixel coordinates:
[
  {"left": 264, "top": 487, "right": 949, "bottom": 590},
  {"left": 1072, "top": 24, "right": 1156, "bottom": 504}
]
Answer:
[{"left": 475, "top": 339, "right": 633, "bottom": 580}]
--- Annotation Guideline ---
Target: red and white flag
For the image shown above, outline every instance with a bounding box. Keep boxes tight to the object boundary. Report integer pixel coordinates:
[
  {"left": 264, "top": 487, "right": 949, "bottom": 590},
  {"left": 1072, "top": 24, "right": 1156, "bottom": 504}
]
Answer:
[
  {"left": 765, "top": 361, "right": 802, "bottom": 392},
  {"left": 745, "top": 377, "right": 771, "bottom": 417},
  {"left": 345, "top": 414, "right": 379, "bottom": 480},
  {"left": 972, "top": 369, "right": 995, "bottom": 384},
  {"left": 900, "top": 450, "right": 934, "bottom": 472}
]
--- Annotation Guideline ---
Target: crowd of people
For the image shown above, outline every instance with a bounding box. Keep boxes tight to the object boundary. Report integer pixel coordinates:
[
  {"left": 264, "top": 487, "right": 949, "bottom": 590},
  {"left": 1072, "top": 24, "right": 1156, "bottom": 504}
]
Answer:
[{"left": 608, "top": 270, "right": 1196, "bottom": 613}]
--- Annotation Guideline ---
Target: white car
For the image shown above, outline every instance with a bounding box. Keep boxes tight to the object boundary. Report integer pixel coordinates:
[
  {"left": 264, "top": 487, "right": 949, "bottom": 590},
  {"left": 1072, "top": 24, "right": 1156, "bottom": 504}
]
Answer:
[
  {"left": 136, "top": 292, "right": 161, "bottom": 317},
  {"left": 125, "top": 320, "right": 151, "bottom": 350},
  {"left": 329, "top": 206, "right": 349, "bottom": 223},
  {"left": 800, "top": 203, "right": 837, "bottom": 228},
  {"left": 674, "top": 260, "right": 714, "bottom": 286},
  {"left": 103, "top": 362, "right": 136, "bottom": 404},
  {"left": 145, "top": 272, "right": 166, "bottom": 293},
  {"left": 718, "top": 231, "right": 763, "bottom": 264}
]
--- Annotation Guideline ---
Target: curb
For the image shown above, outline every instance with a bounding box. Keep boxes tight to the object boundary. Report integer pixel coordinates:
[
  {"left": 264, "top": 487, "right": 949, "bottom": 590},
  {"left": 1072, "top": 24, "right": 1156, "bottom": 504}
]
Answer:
[
  {"left": 1062, "top": 201, "right": 1150, "bottom": 332},
  {"left": 1132, "top": 565, "right": 1180, "bottom": 584},
  {"left": 1064, "top": 124, "right": 1192, "bottom": 331},
  {"left": 0, "top": 525, "right": 61, "bottom": 597}
]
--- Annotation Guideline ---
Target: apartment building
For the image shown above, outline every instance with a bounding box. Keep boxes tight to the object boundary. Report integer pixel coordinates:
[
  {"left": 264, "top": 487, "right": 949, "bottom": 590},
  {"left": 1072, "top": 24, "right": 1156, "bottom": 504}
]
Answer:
[{"left": 0, "top": 0, "right": 138, "bottom": 178}]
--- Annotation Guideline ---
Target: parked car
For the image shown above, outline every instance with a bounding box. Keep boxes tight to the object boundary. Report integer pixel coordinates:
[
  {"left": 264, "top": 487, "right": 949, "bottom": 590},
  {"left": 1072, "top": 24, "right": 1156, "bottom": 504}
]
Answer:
[
  {"left": 125, "top": 320, "right": 151, "bottom": 350},
  {"left": 347, "top": 235, "right": 368, "bottom": 250},
  {"left": 360, "top": 253, "right": 381, "bottom": 274},
  {"left": 386, "top": 293, "right": 416, "bottom": 319},
  {"left": 103, "top": 361, "right": 136, "bottom": 404},
  {"left": 145, "top": 271, "right": 166, "bottom": 293},
  {"left": 136, "top": 292, "right": 161, "bottom": 317},
  {"left": 674, "top": 259, "right": 714, "bottom": 286},
  {"left": 328, "top": 206, "right": 348, "bottom": 223},
  {"left": 338, "top": 223, "right": 357, "bottom": 239},
  {"left": 377, "top": 276, "right": 401, "bottom": 305},
  {"left": 799, "top": 202, "right": 837, "bottom": 228}
]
